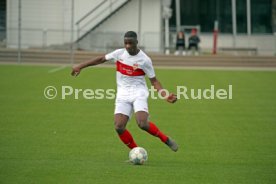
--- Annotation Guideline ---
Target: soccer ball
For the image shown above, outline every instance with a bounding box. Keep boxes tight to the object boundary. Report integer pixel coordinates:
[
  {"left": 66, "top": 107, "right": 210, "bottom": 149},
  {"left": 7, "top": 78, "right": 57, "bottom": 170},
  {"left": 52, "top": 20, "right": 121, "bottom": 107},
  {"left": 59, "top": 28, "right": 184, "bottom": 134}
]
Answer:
[{"left": 129, "top": 147, "right": 148, "bottom": 165}]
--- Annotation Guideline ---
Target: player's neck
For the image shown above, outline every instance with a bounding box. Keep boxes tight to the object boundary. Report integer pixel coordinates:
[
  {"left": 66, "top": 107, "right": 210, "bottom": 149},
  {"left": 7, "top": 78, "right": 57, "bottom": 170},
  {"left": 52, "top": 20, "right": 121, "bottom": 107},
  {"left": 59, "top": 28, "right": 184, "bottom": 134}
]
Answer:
[{"left": 129, "top": 49, "right": 140, "bottom": 56}]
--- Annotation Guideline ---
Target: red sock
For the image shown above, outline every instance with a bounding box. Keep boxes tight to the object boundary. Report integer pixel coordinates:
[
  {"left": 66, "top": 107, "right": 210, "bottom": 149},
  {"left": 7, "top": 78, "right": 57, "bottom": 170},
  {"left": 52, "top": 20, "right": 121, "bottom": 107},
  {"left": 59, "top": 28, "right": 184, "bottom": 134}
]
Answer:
[
  {"left": 147, "top": 122, "right": 168, "bottom": 143},
  {"left": 118, "top": 129, "right": 138, "bottom": 149}
]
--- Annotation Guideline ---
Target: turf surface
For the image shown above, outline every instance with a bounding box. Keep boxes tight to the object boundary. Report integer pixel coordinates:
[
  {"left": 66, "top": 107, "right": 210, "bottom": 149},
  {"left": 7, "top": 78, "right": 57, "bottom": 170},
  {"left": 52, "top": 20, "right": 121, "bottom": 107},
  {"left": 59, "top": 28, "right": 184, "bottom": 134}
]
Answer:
[{"left": 0, "top": 64, "right": 275, "bottom": 184}]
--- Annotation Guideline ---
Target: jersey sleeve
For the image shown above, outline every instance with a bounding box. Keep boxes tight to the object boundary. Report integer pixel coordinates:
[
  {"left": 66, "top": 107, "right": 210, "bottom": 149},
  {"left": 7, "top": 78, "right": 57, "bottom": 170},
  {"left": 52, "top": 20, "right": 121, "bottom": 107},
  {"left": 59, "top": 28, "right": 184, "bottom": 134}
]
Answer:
[
  {"left": 143, "top": 58, "right": 156, "bottom": 78},
  {"left": 105, "top": 49, "right": 122, "bottom": 63}
]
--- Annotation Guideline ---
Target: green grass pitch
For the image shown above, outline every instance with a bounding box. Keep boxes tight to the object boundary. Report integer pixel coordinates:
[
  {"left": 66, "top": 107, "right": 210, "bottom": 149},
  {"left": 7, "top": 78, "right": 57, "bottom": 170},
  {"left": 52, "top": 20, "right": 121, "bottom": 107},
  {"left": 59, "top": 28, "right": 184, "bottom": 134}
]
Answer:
[{"left": 0, "top": 64, "right": 275, "bottom": 184}]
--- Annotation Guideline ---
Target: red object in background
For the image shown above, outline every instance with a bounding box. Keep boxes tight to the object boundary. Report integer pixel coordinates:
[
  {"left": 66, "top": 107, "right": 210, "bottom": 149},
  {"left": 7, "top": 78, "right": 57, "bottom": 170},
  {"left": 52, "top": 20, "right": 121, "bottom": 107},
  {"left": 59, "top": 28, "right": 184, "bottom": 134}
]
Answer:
[
  {"left": 213, "top": 21, "right": 219, "bottom": 55},
  {"left": 213, "top": 29, "right": 218, "bottom": 55}
]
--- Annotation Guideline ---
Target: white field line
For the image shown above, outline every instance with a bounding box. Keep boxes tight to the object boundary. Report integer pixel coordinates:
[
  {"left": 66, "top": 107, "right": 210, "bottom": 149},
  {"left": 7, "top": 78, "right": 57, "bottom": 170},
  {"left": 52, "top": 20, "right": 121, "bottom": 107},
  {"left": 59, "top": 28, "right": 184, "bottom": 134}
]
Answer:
[{"left": 48, "top": 65, "right": 69, "bottom": 73}]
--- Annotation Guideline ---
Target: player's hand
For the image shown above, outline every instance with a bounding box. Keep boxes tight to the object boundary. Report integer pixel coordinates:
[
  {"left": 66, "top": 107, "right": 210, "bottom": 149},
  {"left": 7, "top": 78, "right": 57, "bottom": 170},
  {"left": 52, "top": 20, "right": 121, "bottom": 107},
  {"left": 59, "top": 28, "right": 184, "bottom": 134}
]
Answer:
[
  {"left": 71, "top": 66, "right": 81, "bottom": 77},
  {"left": 166, "top": 93, "right": 177, "bottom": 103}
]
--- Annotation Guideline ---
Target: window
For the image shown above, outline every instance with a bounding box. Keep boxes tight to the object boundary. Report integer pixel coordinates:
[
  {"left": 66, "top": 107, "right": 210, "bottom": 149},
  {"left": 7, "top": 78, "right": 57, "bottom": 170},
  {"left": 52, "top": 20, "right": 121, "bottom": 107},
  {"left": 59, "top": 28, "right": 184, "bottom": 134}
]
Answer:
[
  {"left": 236, "top": 0, "right": 247, "bottom": 33},
  {"left": 251, "top": 0, "right": 272, "bottom": 33},
  {"left": 169, "top": 0, "right": 272, "bottom": 34}
]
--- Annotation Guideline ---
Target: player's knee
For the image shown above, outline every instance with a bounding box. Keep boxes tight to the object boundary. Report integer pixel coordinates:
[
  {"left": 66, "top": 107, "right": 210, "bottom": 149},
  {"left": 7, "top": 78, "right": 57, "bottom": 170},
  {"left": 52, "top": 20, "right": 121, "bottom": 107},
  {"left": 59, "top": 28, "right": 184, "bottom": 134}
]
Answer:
[
  {"left": 114, "top": 123, "right": 125, "bottom": 134},
  {"left": 137, "top": 120, "right": 149, "bottom": 131}
]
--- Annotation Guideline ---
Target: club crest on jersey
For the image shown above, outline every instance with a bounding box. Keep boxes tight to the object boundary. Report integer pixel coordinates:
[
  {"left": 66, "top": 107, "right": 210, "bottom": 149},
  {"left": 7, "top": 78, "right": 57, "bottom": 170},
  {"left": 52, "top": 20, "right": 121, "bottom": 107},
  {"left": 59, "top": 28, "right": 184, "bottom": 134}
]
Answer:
[{"left": 133, "top": 63, "right": 139, "bottom": 70}]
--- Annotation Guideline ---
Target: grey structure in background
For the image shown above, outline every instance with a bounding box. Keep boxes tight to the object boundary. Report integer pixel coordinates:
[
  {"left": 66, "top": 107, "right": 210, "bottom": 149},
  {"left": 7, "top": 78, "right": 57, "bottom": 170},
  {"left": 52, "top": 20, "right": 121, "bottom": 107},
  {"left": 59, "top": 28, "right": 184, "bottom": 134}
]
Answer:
[
  {"left": 3, "top": 0, "right": 276, "bottom": 56},
  {"left": 17, "top": 0, "right": 21, "bottom": 63},
  {"left": 231, "top": 0, "right": 237, "bottom": 47}
]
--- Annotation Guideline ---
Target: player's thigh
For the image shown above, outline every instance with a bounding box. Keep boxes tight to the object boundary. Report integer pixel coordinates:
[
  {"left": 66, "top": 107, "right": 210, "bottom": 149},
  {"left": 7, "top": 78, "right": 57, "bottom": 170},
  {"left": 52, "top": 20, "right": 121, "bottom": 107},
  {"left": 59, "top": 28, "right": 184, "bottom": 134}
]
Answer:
[
  {"left": 134, "top": 99, "right": 149, "bottom": 129},
  {"left": 135, "top": 111, "right": 149, "bottom": 130},
  {"left": 114, "top": 113, "right": 129, "bottom": 129},
  {"left": 114, "top": 100, "right": 133, "bottom": 133},
  {"left": 135, "top": 111, "right": 149, "bottom": 123}
]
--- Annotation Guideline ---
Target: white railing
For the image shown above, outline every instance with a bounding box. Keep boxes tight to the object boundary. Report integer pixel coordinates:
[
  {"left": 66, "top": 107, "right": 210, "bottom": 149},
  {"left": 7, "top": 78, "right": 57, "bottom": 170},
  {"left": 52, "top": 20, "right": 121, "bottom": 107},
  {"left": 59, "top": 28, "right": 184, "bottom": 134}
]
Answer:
[
  {"left": 75, "top": 0, "right": 129, "bottom": 41},
  {"left": 3, "top": 28, "right": 276, "bottom": 56}
]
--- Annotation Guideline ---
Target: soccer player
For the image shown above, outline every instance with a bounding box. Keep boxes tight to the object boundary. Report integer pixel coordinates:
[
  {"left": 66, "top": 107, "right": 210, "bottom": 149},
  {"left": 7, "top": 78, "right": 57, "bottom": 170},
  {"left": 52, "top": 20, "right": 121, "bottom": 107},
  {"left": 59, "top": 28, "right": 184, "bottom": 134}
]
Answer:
[{"left": 71, "top": 31, "right": 178, "bottom": 152}]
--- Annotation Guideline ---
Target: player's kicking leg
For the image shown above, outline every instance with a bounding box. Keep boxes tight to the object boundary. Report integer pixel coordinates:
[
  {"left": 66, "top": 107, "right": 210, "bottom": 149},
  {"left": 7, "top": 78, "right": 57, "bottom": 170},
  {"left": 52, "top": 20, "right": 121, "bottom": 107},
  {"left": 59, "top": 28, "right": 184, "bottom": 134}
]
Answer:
[{"left": 135, "top": 111, "right": 178, "bottom": 152}]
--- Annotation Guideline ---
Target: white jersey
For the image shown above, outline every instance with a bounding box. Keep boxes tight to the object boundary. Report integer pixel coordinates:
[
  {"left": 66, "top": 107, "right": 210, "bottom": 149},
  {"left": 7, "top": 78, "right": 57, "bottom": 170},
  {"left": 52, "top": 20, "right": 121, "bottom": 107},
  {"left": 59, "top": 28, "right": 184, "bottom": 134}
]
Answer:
[
  {"left": 105, "top": 48, "right": 155, "bottom": 90},
  {"left": 105, "top": 48, "right": 155, "bottom": 115}
]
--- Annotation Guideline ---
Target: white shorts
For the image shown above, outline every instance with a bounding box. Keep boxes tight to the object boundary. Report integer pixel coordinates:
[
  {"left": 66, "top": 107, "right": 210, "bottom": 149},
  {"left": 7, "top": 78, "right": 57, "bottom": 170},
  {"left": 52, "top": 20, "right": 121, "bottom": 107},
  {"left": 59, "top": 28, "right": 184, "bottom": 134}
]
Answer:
[{"left": 114, "top": 88, "right": 149, "bottom": 117}]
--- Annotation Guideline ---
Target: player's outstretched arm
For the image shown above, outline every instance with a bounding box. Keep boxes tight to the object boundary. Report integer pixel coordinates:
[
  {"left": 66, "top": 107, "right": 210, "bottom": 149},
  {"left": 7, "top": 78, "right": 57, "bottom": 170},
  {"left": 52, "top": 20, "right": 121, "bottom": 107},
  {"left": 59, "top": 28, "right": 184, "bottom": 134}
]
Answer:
[
  {"left": 71, "top": 55, "right": 107, "bottom": 76},
  {"left": 149, "top": 77, "right": 177, "bottom": 103}
]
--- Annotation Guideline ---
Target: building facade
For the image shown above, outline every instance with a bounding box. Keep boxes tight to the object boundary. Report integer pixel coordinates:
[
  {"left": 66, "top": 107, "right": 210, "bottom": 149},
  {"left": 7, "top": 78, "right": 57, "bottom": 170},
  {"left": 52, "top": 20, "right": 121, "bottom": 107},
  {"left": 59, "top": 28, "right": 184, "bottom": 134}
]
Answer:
[{"left": 3, "top": 0, "right": 276, "bottom": 55}]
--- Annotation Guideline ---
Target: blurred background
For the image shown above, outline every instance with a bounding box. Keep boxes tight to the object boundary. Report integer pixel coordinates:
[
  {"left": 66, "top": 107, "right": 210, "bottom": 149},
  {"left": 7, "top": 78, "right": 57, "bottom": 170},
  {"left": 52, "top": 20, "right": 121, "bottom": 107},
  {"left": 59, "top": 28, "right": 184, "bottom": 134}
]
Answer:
[{"left": 0, "top": 0, "right": 275, "bottom": 63}]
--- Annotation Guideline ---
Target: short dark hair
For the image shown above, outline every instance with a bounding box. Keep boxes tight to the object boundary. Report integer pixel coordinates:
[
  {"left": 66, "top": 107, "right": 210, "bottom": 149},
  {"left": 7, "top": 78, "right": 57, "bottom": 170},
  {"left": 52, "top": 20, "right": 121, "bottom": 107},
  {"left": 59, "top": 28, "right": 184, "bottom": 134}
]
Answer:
[{"left": 124, "top": 31, "right": 137, "bottom": 39}]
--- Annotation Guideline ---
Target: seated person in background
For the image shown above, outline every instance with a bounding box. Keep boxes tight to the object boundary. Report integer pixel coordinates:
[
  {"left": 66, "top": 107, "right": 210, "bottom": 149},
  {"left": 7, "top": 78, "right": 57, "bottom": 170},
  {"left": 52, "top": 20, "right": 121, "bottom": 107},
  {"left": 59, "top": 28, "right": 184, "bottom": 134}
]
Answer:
[
  {"left": 175, "top": 31, "right": 186, "bottom": 56},
  {"left": 188, "top": 29, "right": 200, "bottom": 55}
]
